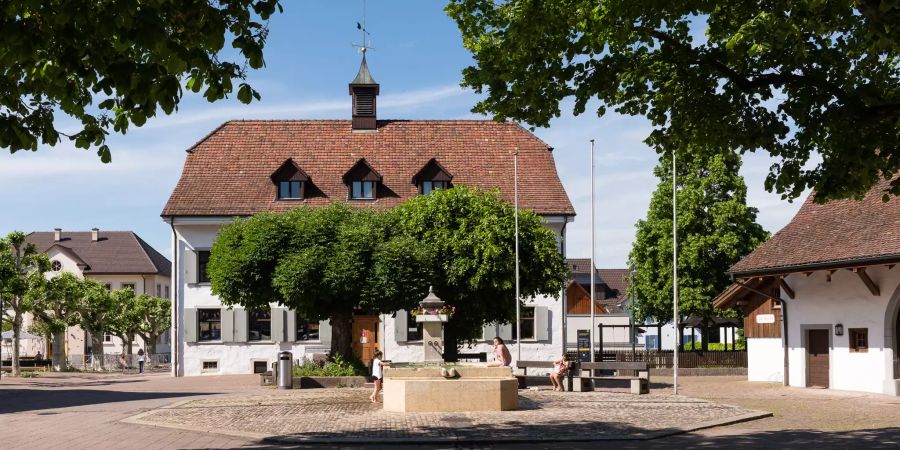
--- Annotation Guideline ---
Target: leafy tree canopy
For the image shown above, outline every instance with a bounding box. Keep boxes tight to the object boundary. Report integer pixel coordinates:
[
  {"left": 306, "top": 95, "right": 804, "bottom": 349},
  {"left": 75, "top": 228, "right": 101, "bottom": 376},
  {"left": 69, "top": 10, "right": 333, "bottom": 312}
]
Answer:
[
  {"left": 446, "top": 0, "right": 900, "bottom": 202},
  {"left": 1, "top": 0, "right": 282, "bottom": 161},
  {"left": 392, "top": 186, "right": 568, "bottom": 354},
  {"left": 629, "top": 151, "right": 768, "bottom": 329},
  {"left": 209, "top": 187, "right": 567, "bottom": 358},
  {"left": 209, "top": 203, "right": 431, "bottom": 357}
]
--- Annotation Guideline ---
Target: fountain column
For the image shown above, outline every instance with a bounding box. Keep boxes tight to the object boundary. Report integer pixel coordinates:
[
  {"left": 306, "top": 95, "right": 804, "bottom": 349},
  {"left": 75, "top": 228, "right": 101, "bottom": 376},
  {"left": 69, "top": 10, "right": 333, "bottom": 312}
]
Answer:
[{"left": 416, "top": 286, "right": 448, "bottom": 363}]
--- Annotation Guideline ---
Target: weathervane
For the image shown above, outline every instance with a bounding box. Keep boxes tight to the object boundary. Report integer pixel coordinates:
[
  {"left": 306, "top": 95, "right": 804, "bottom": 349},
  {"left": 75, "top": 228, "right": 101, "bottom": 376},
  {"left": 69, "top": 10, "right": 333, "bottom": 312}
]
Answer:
[{"left": 353, "top": 0, "right": 375, "bottom": 54}]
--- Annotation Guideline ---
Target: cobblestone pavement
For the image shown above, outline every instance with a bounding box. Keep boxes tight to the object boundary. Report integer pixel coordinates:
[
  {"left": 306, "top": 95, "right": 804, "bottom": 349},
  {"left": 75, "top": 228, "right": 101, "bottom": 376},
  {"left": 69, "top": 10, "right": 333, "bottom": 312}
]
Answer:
[
  {"left": 2, "top": 373, "right": 898, "bottom": 449},
  {"left": 123, "top": 387, "right": 768, "bottom": 443}
]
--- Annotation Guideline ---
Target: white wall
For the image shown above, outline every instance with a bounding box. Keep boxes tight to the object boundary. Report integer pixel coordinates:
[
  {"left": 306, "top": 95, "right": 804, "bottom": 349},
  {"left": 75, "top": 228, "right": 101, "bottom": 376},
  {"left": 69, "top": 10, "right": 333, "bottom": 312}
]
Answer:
[
  {"left": 747, "top": 337, "right": 784, "bottom": 382},
  {"left": 171, "top": 215, "right": 571, "bottom": 376},
  {"left": 783, "top": 266, "right": 900, "bottom": 395}
]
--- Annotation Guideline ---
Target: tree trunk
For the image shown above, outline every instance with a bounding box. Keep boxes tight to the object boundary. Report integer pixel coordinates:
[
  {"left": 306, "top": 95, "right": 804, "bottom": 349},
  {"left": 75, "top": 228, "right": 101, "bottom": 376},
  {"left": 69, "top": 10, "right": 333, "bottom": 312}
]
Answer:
[
  {"left": 89, "top": 331, "right": 105, "bottom": 370},
  {"left": 330, "top": 310, "right": 353, "bottom": 359},
  {"left": 125, "top": 333, "right": 134, "bottom": 366},
  {"left": 147, "top": 333, "right": 158, "bottom": 356},
  {"left": 11, "top": 312, "right": 22, "bottom": 377},
  {"left": 443, "top": 326, "right": 459, "bottom": 362},
  {"left": 51, "top": 330, "right": 67, "bottom": 371}
]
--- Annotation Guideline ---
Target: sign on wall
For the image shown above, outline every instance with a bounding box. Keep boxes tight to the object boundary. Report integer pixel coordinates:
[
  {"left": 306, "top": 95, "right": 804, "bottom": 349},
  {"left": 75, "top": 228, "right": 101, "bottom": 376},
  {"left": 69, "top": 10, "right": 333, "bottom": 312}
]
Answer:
[
  {"left": 577, "top": 329, "right": 591, "bottom": 362},
  {"left": 756, "top": 314, "right": 776, "bottom": 324}
]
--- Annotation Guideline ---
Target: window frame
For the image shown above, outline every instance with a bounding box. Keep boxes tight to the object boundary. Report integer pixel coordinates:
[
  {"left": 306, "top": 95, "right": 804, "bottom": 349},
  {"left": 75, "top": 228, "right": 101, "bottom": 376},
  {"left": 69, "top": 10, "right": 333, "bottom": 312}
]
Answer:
[
  {"left": 295, "top": 312, "right": 321, "bottom": 342},
  {"left": 248, "top": 310, "right": 272, "bottom": 342},
  {"left": 277, "top": 180, "right": 305, "bottom": 200},
  {"left": 121, "top": 283, "right": 136, "bottom": 292},
  {"left": 407, "top": 310, "right": 424, "bottom": 342},
  {"left": 511, "top": 307, "right": 536, "bottom": 341},
  {"left": 197, "top": 250, "right": 211, "bottom": 284},
  {"left": 201, "top": 360, "right": 219, "bottom": 372},
  {"left": 849, "top": 328, "right": 868, "bottom": 353},
  {"left": 50, "top": 260, "right": 62, "bottom": 271},
  {"left": 351, "top": 180, "right": 377, "bottom": 200},
  {"left": 197, "top": 308, "right": 222, "bottom": 342},
  {"left": 421, "top": 180, "right": 448, "bottom": 195}
]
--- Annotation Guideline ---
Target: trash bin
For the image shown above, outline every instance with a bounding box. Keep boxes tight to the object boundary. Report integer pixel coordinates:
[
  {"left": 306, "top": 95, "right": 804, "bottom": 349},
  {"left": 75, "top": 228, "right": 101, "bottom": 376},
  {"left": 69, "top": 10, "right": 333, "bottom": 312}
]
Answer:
[{"left": 277, "top": 351, "right": 293, "bottom": 389}]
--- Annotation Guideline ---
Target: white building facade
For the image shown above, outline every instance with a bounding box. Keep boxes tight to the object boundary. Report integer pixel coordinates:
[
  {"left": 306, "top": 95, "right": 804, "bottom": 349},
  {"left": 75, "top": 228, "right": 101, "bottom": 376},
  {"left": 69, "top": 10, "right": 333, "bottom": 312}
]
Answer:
[
  {"left": 163, "top": 56, "right": 576, "bottom": 376},
  {"left": 715, "top": 178, "right": 900, "bottom": 396}
]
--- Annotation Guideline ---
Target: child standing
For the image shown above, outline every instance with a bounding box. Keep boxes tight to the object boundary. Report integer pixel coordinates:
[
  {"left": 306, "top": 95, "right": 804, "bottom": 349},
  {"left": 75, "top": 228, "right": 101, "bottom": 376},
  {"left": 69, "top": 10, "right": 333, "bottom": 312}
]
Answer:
[
  {"left": 369, "top": 350, "right": 386, "bottom": 403},
  {"left": 137, "top": 348, "right": 145, "bottom": 374},
  {"left": 549, "top": 354, "right": 570, "bottom": 391}
]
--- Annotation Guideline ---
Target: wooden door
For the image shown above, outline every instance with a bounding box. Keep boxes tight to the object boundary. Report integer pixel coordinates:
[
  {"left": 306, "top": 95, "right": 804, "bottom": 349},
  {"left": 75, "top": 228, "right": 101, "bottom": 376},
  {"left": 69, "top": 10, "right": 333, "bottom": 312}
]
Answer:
[
  {"left": 807, "top": 329, "right": 830, "bottom": 388},
  {"left": 352, "top": 315, "right": 380, "bottom": 366}
]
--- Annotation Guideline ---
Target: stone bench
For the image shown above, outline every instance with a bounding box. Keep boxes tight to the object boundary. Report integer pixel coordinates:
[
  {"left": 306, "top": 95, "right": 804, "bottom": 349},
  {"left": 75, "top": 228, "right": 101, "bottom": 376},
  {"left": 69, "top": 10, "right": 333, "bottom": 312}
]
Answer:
[
  {"left": 576, "top": 361, "right": 650, "bottom": 394},
  {"left": 515, "top": 360, "right": 576, "bottom": 391}
]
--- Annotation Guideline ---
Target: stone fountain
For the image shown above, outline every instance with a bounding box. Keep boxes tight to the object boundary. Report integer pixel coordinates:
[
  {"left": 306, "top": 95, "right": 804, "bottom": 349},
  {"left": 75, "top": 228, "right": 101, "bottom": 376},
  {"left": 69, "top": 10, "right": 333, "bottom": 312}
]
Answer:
[{"left": 382, "top": 287, "right": 518, "bottom": 412}]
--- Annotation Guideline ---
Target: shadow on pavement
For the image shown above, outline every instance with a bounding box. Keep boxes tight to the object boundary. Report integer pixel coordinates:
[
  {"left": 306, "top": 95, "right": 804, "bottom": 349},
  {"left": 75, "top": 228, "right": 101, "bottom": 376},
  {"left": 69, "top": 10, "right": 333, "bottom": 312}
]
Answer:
[
  {"left": 238, "top": 427, "right": 900, "bottom": 449},
  {"left": 0, "top": 389, "right": 214, "bottom": 414}
]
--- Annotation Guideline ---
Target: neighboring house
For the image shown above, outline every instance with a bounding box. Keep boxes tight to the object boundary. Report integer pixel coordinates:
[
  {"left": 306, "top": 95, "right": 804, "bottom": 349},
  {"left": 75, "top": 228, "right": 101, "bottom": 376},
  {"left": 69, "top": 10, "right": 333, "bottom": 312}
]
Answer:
[
  {"left": 24, "top": 229, "right": 172, "bottom": 359},
  {"left": 714, "top": 177, "right": 899, "bottom": 396},
  {"left": 564, "top": 260, "right": 721, "bottom": 351},
  {"left": 161, "top": 55, "right": 576, "bottom": 376},
  {"left": 564, "top": 260, "right": 635, "bottom": 349}
]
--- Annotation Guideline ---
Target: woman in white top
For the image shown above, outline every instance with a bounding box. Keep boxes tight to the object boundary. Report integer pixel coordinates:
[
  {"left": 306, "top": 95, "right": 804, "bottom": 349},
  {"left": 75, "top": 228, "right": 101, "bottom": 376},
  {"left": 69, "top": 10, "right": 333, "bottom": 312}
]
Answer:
[
  {"left": 369, "top": 350, "right": 386, "bottom": 403},
  {"left": 137, "top": 348, "right": 145, "bottom": 374}
]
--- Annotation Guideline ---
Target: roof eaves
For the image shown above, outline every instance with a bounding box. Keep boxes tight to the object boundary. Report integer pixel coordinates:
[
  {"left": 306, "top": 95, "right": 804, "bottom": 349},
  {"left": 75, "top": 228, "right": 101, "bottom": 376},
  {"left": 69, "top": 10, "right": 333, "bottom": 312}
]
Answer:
[{"left": 729, "top": 253, "right": 900, "bottom": 278}]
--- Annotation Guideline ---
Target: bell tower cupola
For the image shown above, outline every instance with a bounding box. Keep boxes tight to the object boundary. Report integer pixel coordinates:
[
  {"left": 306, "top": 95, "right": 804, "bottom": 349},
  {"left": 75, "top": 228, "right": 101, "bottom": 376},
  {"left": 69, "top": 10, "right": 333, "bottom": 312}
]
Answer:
[{"left": 349, "top": 50, "right": 379, "bottom": 131}]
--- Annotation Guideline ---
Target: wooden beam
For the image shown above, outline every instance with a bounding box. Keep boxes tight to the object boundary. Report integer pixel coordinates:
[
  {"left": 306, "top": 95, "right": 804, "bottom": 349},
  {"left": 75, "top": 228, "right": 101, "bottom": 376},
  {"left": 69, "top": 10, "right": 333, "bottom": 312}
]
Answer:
[
  {"left": 887, "top": 264, "right": 896, "bottom": 271},
  {"left": 826, "top": 270, "right": 836, "bottom": 282},
  {"left": 804, "top": 271, "right": 814, "bottom": 277},
  {"left": 778, "top": 277, "right": 795, "bottom": 299},
  {"left": 852, "top": 267, "right": 880, "bottom": 296}
]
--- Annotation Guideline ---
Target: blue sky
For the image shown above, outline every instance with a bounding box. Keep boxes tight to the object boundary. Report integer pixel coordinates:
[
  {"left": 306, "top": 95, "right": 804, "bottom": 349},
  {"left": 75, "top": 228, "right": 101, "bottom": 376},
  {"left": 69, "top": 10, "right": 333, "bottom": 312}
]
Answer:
[{"left": 0, "top": 1, "right": 804, "bottom": 268}]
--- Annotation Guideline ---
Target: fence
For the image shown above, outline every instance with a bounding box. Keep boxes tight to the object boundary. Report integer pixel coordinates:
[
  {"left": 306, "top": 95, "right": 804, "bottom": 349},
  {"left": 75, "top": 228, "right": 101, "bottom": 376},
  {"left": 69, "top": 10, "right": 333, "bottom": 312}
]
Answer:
[
  {"left": 66, "top": 353, "right": 171, "bottom": 372},
  {"left": 566, "top": 348, "right": 747, "bottom": 369}
]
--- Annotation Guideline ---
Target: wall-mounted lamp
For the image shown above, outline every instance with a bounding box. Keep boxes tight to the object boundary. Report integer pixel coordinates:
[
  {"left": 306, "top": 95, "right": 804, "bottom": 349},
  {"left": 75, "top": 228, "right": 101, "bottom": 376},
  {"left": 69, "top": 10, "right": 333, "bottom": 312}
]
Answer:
[{"left": 834, "top": 323, "right": 844, "bottom": 336}]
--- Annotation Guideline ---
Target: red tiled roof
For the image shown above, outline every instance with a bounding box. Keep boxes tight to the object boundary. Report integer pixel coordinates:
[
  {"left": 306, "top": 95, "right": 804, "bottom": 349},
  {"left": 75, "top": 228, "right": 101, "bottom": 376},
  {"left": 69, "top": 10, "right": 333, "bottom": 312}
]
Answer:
[
  {"left": 161, "top": 120, "right": 575, "bottom": 217},
  {"left": 730, "top": 176, "right": 900, "bottom": 275},
  {"left": 26, "top": 231, "right": 171, "bottom": 276}
]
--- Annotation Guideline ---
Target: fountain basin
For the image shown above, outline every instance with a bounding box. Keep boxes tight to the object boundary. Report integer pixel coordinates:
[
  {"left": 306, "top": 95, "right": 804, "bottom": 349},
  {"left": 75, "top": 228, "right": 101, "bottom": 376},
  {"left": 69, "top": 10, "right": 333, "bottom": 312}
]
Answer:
[{"left": 383, "top": 367, "right": 518, "bottom": 412}]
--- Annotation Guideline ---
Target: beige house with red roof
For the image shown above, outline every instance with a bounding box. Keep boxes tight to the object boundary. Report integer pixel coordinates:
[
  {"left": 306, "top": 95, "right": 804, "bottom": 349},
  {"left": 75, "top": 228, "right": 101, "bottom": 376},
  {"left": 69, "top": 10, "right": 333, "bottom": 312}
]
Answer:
[
  {"left": 162, "top": 56, "right": 575, "bottom": 376},
  {"left": 24, "top": 229, "right": 172, "bottom": 362},
  {"left": 714, "top": 177, "right": 900, "bottom": 395}
]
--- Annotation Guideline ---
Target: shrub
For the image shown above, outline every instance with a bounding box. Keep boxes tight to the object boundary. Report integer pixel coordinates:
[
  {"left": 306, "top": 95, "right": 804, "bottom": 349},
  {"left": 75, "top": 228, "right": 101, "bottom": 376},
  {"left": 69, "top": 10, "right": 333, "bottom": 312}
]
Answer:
[
  {"left": 293, "top": 353, "right": 368, "bottom": 377},
  {"left": 681, "top": 342, "right": 746, "bottom": 351}
]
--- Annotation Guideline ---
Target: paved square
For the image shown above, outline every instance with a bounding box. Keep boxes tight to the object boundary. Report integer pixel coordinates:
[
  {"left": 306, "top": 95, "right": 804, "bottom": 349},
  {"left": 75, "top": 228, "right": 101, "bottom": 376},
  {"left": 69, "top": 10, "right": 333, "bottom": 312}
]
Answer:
[{"left": 122, "top": 387, "right": 769, "bottom": 443}]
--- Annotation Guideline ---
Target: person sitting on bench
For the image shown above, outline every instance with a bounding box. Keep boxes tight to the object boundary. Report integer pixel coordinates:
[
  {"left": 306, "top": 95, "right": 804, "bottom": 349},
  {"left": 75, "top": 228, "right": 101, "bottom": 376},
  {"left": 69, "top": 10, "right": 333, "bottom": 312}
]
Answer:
[{"left": 549, "top": 354, "right": 570, "bottom": 391}]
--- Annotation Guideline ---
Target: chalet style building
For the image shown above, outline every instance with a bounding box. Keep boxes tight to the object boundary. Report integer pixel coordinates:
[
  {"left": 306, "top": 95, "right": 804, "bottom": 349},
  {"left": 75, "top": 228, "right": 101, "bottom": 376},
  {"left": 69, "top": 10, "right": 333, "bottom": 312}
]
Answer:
[
  {"left": 161, "top": 56, "right": 575, "bottom": 376},
  {"left": 24, "top": 229, "right": 172, "bottom": 361},
  {"left": 714, "top": 177, "right": 900, "bottom": 396}
]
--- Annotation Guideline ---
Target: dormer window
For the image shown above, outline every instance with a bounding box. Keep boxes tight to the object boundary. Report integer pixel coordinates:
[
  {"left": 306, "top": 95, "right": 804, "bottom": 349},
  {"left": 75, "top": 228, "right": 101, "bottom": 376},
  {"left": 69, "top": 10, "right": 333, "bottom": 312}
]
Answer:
[
  {"left": 271, "top": 159, "right": 310, "bottom": 201},
  {"left": 421, "top": 180, "right": 448, "bottom": 195},
  {"left": 413, "top": 159, "right": 453, "bottom": 195},
  {"left": 279, "top": 181, "right": 303, "bottom": 200},
  {"left": 352, "top": 180, "right": 376, "bottom": 199},
  {"left": 343, "top": 158, "right": 382, "bottom": 200}
]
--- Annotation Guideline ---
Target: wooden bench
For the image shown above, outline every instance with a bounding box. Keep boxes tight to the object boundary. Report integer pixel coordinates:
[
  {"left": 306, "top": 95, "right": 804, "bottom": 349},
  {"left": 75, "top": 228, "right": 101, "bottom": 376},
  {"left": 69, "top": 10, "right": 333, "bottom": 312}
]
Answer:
[
  {"left": 575, "top": 361, "right": 650, "bottom": 394},
  {"left": 515, "top": 360, "right": 576, "bottom": 391}
]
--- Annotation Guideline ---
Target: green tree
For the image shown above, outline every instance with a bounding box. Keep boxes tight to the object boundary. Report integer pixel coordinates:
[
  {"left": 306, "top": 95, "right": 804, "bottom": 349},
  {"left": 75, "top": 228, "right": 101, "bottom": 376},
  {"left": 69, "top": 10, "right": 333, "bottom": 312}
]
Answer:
[
  {"left": 628, "top": 151, "right": 768, "bottom": 348},
  {"left": 1, "top": 0, "right": 282, "bottom": 161},
  {"left": 74, "top": 279, "right": 114, "bottom": 370},
  {"left": 208, "top": 203, "right": 429, "bottom": 358},
  {"left": 0, "top": 231, "right": 50, "bottom": 376},
  {"left": 446, "top": 0, "right": 900, "bottom": 202},
  {"left": 391, "top": 187, "right": 568, "bottom": 359},
  {"left": 109, "top": 288, "right": 143, "bottom": 361},
  {"left": 28, "top": 272, "right": 82, "bottom": 371},
  {"left": 135, "top": 294, "right": 171, "bottom": 356}
]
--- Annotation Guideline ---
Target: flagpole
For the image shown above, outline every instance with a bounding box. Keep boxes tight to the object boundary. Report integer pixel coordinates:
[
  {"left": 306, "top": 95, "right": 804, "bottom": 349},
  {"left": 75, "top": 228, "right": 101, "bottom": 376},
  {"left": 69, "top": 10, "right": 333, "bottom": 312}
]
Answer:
[
  {"left": 672, "top": 151, "right": 679, "bottom": 395},
  {"left": 590, "top": 139, "right": 596, "bottom": 363},
  {"left": 514, "top": 150, "right": 521, "bottom": 365}
]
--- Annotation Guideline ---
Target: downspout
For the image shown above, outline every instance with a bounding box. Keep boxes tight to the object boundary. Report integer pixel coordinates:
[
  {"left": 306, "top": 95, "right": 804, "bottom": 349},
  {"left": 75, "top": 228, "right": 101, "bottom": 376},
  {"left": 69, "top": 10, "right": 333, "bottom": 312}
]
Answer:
[
  {"left": 168, "top": 217, "right": 179, "bottom": 377},
  {"left": 560, "top": 219, "right": 568, "bottom": 356}
]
